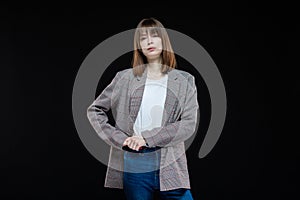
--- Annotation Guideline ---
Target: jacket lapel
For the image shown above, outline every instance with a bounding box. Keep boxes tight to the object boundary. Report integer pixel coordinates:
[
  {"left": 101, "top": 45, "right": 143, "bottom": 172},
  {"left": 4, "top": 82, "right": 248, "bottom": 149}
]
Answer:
[{"left": 127, "top": 68, "right": 179, "bottom": 135}]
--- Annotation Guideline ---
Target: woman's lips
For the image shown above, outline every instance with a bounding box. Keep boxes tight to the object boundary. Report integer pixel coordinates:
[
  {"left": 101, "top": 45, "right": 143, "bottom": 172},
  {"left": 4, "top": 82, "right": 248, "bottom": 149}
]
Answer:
[{"left": 147, "top": 47, "right": 156, "bottom": 51}]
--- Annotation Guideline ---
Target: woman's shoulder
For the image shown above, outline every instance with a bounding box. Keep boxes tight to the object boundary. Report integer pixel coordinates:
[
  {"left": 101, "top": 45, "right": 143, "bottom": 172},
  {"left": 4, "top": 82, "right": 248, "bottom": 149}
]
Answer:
[
  {"left": 117, "top": 68, "right": 132, "bottom": 74},
  {"left": 116, "top": 68, "right": 133, "bottom": 78},
  {"left": 171, "top": 68, "right": 195, "bottom": 79}
]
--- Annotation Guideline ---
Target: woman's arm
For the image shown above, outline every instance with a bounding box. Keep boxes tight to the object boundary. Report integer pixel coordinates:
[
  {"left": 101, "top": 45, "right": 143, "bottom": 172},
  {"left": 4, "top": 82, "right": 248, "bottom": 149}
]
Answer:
[
  {"left": 141, "top": 75, "right": 199, "bottom": 148},
  {"left": 87, "top": 72, "right": 129, "bottom": 150}
]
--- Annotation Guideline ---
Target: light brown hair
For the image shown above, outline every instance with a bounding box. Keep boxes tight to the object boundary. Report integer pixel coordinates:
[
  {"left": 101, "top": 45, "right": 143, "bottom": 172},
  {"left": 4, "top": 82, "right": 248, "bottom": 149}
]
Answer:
[{"left": 132, "top": 18, "right": 177, "bottom": 76}]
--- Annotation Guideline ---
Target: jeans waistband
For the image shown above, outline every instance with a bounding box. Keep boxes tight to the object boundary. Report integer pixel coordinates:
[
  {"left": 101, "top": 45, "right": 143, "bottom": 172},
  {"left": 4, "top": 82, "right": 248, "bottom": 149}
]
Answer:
[{"left": 123, "top": 146, "right": 161, "bottom": 153}]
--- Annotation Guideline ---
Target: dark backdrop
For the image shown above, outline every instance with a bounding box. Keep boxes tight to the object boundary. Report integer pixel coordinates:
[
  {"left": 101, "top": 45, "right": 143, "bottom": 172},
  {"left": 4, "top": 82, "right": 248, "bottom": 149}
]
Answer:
[{"left": 1, "top": 3, "right": 298, "bottom": 200}]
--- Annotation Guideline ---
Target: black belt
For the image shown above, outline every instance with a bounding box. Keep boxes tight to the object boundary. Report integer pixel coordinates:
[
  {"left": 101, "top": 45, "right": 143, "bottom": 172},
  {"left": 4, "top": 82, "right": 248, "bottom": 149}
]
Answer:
[{"left": 122, "top": 145, "right": 161, "bottom": 153}]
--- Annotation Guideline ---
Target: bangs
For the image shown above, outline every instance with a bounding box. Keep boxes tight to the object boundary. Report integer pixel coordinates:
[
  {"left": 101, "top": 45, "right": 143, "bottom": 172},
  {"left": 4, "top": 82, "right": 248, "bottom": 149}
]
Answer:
[{"left": 136, "top": 27, "right": 162, "bottom": 39}]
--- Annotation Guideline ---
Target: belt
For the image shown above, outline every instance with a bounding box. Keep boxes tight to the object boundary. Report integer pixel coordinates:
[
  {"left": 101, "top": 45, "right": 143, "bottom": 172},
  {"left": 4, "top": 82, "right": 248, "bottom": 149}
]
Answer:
[{"left": 122, "top": 145, "right": 161, "bottom": 153}]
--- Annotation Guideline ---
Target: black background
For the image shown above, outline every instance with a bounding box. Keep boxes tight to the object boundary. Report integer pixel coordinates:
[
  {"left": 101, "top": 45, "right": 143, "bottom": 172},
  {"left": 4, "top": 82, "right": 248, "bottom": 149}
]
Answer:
[{"left": 1, "top": 3, "right": 299, "bottom": 200}]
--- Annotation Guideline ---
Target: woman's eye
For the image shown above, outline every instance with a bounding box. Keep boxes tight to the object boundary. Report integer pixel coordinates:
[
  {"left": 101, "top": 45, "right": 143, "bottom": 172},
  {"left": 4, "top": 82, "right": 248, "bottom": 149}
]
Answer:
[{"left": 140, "top": 37, "right": 146, "bottom": 41}]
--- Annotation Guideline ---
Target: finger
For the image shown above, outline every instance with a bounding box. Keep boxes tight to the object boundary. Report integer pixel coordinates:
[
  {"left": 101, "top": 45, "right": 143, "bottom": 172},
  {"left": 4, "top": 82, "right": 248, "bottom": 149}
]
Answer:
[
  {"left": 133, "top": 143, "right": 139, "bottom": 151},
  {"left": 136, "top": 141, "right": 142, "bottom": 151},
  {"left": 123, "top": 139, "right": 128, "bottom": 146},
  {"left": 128, "top": 140, "right": 135, "bottom": 149},
  {"left": 124, "top": 138, "right": 131, "bottom": 146},
  {"left": 135, "top": 139, "right": 142, "bottom": 148},
  {"left": 132, "top": 140, "right": 139, "bottom": 151}
]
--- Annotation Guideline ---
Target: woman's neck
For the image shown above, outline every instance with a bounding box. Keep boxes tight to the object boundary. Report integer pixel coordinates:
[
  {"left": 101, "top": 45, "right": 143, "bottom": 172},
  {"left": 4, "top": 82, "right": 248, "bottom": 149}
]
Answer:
[
  {"left": 146, "top": 61, "right": 166, "bottom": 80},
  {"left": 147, "top": 57, "right": 162, "bottom": 74},
  {"left": 147, "top": 63, "right": 162, "bottom": 74}
]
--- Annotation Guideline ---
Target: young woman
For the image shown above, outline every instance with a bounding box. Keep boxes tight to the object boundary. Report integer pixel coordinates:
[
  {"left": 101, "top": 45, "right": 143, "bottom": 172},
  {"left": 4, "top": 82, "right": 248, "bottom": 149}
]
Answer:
[{"left": 87, "top": 17, "right": 199, "bottom": 200}]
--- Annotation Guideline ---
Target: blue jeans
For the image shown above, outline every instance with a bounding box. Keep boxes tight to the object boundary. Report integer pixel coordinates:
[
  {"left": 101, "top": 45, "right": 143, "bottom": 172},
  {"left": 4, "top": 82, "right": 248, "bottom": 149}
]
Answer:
[{"left": 123, "top": 147, "right": 194, "bottom": 200}]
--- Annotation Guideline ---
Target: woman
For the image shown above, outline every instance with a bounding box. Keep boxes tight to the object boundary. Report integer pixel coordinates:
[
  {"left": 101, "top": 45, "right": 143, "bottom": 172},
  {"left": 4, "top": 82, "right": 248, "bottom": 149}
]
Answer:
[{"left": 87, "top": 17, "right": 199, "bottom": 200}]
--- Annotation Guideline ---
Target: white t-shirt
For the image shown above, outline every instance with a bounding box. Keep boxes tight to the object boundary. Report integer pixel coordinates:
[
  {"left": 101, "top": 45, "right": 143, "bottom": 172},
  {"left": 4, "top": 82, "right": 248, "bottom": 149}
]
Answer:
[{"left": 133, "top": 74, "right": 168, "bottom": 138}]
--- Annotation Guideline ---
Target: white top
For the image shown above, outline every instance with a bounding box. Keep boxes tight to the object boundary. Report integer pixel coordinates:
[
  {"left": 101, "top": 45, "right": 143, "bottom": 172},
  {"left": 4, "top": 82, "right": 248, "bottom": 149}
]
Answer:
[{"left": 133, "top": 74, "right": 168, "bottom": 138}]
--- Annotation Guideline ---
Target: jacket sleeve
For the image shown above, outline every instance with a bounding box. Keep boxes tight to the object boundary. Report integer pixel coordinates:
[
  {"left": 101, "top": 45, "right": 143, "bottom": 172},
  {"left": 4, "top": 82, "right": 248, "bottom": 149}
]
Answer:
[
  {"left": 141, "top": 75, "right": 199, "bottom": 147},
  {"left": 87, "top": 71, "right": 129, "bottom": 150}
]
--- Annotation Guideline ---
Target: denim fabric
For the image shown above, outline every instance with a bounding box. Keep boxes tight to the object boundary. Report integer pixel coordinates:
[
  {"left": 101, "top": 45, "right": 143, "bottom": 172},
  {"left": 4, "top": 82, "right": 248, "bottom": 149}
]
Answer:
[{"left": 123, "top": 147, "right": 194, "bottom": 200}]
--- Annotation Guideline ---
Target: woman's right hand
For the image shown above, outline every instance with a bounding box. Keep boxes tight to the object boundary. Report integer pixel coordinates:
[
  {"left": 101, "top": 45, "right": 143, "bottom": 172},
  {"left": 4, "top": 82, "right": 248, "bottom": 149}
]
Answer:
[{"left": 123, "top": 136, "right": 146, "bottom": 151}]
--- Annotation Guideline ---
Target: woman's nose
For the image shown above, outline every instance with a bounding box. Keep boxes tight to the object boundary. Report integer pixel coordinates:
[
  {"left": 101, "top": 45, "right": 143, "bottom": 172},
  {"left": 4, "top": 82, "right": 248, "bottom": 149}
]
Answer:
[{"left": 147, "top": 36, "right": 153, "bottom": 45}]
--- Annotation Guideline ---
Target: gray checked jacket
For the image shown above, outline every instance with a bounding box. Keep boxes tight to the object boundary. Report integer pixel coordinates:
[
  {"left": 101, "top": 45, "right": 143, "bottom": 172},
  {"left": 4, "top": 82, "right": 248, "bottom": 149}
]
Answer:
[{"left": 87, "top": 67, "right": 199, "bottom": 191}]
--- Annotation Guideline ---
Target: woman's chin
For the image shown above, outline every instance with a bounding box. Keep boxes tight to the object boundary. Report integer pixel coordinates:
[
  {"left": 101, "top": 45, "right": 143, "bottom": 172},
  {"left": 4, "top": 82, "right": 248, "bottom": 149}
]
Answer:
[{"left": 145, "top": 53, "right": 161, "bottom": 60}]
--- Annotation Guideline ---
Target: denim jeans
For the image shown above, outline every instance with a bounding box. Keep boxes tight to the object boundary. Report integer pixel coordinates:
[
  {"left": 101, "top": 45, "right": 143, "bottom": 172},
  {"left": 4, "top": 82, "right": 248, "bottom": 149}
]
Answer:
[{"left": 123, "top": 147, "right": 194, "bottom": 200}]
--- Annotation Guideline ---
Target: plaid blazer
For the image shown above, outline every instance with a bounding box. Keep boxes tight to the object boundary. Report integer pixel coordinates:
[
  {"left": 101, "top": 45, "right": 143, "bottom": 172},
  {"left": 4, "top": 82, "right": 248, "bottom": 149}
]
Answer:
[{"left": 87, "top": 67, "right": 199, "bottom": 191}]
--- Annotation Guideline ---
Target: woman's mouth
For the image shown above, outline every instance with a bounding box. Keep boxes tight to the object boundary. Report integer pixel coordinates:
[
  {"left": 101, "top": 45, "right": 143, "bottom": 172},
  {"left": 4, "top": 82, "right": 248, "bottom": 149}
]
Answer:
[{"left": 147, "top": 47, "right": 156, "bottom": 51}]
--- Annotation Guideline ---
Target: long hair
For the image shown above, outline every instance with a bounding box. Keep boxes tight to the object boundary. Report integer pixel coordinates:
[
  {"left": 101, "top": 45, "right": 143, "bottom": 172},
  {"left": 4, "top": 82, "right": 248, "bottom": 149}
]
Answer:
[{"left": 132, "top": 18, "right": 177, "bottom": 76}]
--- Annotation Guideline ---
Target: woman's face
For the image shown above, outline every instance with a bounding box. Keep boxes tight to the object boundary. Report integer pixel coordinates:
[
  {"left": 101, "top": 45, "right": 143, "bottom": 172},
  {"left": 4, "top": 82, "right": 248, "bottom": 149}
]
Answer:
[{"left": 139, "top": 29, "right": 162, "bottom": 61}]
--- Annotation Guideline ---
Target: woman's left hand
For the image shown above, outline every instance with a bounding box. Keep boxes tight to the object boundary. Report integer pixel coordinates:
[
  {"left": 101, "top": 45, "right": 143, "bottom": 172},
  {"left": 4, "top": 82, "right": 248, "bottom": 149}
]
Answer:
[{"left": 123, "top": 136, "right": 146, "bottom": 151}]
